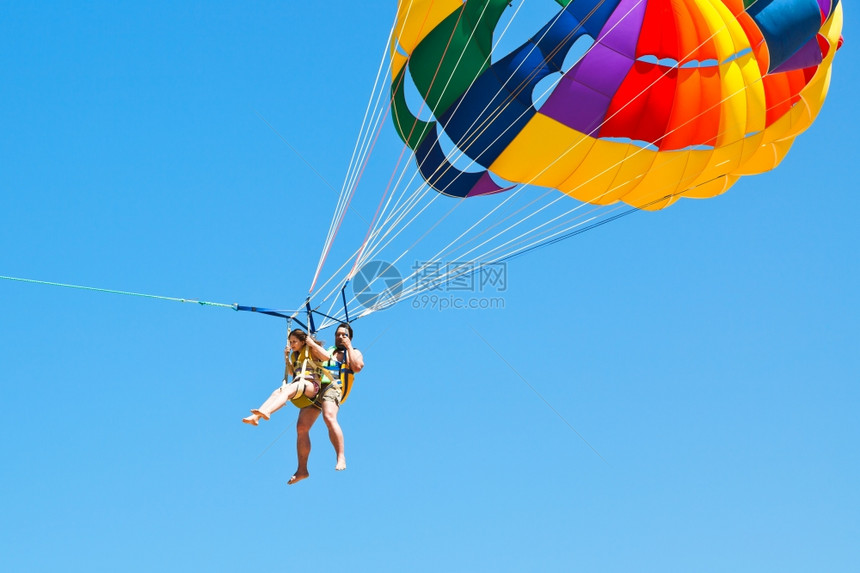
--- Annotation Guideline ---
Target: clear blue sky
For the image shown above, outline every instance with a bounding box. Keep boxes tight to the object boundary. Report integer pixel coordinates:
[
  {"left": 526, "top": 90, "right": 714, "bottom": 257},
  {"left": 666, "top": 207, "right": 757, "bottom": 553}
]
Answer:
[{"left": 2, "top": 2, "right": 857, "bottom": 572}]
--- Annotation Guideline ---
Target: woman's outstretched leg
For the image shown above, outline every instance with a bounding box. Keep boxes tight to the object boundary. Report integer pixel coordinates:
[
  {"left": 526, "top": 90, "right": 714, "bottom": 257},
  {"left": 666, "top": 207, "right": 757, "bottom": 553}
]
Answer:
[{"left": 243, "top": 380, "right": 302, "bottom": 425}]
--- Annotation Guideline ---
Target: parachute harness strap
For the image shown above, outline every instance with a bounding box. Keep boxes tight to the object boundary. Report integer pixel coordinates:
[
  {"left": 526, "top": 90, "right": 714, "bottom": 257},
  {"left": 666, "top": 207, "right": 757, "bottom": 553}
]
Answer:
[
  {"left": 295, "top": 348, "right": 310, "bottom": 399},
  {"left": 341, "top": 281, "right": 351, "bottom": 324},
  {"left": 305, "top": 298, "right": 316, "bottom": 336}
]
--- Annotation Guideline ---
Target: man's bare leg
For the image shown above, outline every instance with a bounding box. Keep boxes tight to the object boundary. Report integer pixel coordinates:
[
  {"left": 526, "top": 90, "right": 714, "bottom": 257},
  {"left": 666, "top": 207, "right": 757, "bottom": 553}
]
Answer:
[
  {"left": 288, "top": 406, "right": 321, "bottom": 485},
  {"left": 321, "top": 401, "right": 346, "bottom": 471}
]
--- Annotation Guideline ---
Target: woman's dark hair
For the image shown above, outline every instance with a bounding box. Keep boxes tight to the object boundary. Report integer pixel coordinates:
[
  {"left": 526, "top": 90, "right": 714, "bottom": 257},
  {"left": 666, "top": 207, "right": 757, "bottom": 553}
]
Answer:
[
  {"left": 288, "top": 329, "right": 324, "bottom": 346},
  {"left": 337, "top": 322, "right": 354, "bottom": 339},
  {"left": 289, "top": 328, "right": 308, "bottom": 342}
]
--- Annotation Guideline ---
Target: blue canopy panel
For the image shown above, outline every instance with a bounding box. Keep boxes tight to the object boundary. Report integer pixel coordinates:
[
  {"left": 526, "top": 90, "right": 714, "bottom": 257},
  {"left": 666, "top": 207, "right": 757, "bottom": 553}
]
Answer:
[
  {"left": 747, "top": 0, "right": 828, "bottom": 72},
  {"left": 413, "top": 124, "right": 512, "bottom": 198},
  {"left": 415, "top": 0, "right": 619, "bottom": 198}
]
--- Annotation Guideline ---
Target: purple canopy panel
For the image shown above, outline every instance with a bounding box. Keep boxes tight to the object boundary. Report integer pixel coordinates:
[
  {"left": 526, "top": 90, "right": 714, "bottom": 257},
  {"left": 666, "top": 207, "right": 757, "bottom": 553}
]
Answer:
[
  {"left": 539, "top": 0, "right": 644, "bottom": 135},
  {"left": 817, "top": 0, "right": 832, "bottom": 21},
  {"left": 597, "top": 0, "right": 647, "bottom": 56},
  {"left": 541, "top": 79, "right": 616, "bottom": 136},
  {"left": 465, "top": 172, "right": 514, "bottom": 198},
  {"left": 771, "top": 35, "right": 824, "bottom": 73}
]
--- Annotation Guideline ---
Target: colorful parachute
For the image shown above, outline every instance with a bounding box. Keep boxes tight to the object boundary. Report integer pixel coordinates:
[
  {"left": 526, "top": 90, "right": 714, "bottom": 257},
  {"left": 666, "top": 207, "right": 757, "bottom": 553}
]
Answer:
[{"left": 390, "top": 0, "right": 844, "bottom": 210}]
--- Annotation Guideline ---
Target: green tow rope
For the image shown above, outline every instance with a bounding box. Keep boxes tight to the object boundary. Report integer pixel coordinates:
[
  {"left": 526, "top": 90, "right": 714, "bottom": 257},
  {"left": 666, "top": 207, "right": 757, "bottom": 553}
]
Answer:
[{"left": 0, "top": 274, "right": 237, "bottom": 309}]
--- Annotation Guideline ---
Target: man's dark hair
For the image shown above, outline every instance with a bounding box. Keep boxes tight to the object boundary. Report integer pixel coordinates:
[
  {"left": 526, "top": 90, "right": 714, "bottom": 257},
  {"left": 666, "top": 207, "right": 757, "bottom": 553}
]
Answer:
[{"left": 337, "top": 322, "right": 354, "bottom": 339}]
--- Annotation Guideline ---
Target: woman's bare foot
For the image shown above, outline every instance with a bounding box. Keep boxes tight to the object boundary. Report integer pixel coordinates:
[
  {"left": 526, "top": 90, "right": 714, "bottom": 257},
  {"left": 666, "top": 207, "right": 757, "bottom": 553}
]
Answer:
[
  {"left": 287, "top": 472, "right": 309, "bottom": 485},
  {"left": 250, "top": 408, "right": 270, "bottom": 421},
  {"left": 335, "top": 457, "right": 346, "bottom": 471},
  {"left": 242, "top": 415, "right": 259, "bottom": 426}
]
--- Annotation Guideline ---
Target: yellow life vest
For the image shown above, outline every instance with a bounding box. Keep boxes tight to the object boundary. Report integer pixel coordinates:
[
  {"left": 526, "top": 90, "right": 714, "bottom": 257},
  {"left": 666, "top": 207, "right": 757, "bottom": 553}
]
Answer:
[
  {"left": 289, "top": 346, "right": 331, "bottom": 409},
  {"left": 322, "top": 346, "right": 356, "bottom": 404}
]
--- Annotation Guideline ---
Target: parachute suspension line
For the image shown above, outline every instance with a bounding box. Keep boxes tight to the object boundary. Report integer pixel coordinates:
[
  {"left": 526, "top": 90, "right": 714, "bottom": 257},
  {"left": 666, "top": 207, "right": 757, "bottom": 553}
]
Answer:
[
  {"left": 316, "top": 0, "right": 578, "bottom": 311},
  {"left": 313, "top": 88, "right": 391, "bottom": 291},
  {"left": 348, "top": 0, "right": 623, "bottom": 280},
  {"left": 337, "top": 53, "right": 401, "bottom": 227},
  {"left": 316, "top": 0, "right": 471, "bottom": 297},
  {"left": 309, "top": 86, "right": 388, "bottom": 295},
  {"left": 406, "top": 0, "right": 644, "bottom": 194},
  {"left": 346, "top": 0, "right": 460, "bottom": 263},
  {"left": 309, "top": 27, "right": 453, "bottom": 310},
  {"left": 334, "top": 0, "right": 671, "bottom": 313},
  {"left": 308, "top": 10, "right": 402, "bottom": 294},
  {"left": 391, "top": 205, "right": 625, "bottom": 304},
  {"left": 343, "top": 204, "right": 630, "bottom": 320},
  {"left": 430, "top": 0, "right": 763, "bottom": 207},
  {"left": 317, "top": 0, "right": 796, "bottom": 320},
  {"left": 345, "top": 70, "right": 811, "bottom": 320},
  {"left": 339, "top": 0, "right": 626, "bottom": 310},
  {"left": 497, "top": 198, "right": 687, "bottom": 265},
  {"left": 366, "top": 47, "right": 825, "bottom": 316},
  {"left": 390, "top": 94, "right": 752, "bottom": 306},
  {"left": 354, "top": 186, "right": 441, "bottom": 271},
  {"left": 344, "top": 195, "right": 465, "bottom": 308},
  {"left": 391, "top": 202, "right": 611, "bottom": 302},
  {"left": 355, "top": 1, "right": 535, "bottom": 266},
  {"left": 367, "top": 0, "right": 732, "bottom": 258},
  {"left": 313, "top": 0, "right": 498, "bottom": 306},
  {"left": 315, "top": 189, "right": 443, "bottom": 318},
  {"left": 336, "top": 211, "right": 628, "bottom": 318},
  {"left": 366, "top": 84, "right": 804, "bottom": 314},
  {"left": 366, "top": 0, "right": 670, "bottom": 281},
  {"left": 325, "top": 0, "right": 634, "bottom": 315},
  {"left": 309, "top": 190, "right": 442, "bottom": 313},
  {"left": 346, "top": 2, "right": 476, "bottom": 278},
  {"left": 339, "top": 12, "right": 399, "bottom": 204},
  {"left": 342, "top": 19, "right": 792, "bottom": 316},
  {"left": 346, "top": 0, "right": 529, "bottom": 274},
  {"left": 366, "top": 205, "right": 634, "bottom": 313},
  {"left": 311, "top": 0, "right": 467, "bottom": 295},
  {"left": 381, "top": 0, "right": 616, "bottom": 207},
  {"left": 313, "top": 190, "right": 444, "bottom": 318},
  {"left": 344, "top": 200, "right": 615, "bottom": 314},
  {"left": 422, "top": 0, "right": 614, "bottom": 176}
]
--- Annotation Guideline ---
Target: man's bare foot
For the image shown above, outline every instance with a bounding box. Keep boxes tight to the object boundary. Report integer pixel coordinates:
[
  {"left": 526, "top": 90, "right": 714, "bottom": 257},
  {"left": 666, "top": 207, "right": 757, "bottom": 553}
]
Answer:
[
  {"left": 242, "top": 415, "right": 259, "bottom": 426},
  {"left": 287, "top": 472, "right": 309, "bottom": 485},
  {"left": 335, "top": 457, "right": 346, "bottom": 471}
]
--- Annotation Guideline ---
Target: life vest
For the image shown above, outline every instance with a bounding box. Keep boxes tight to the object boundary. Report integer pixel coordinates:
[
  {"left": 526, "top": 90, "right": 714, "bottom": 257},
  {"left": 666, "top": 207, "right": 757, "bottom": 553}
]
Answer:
[
  {"left": 289, "top": 346, "right": 331, "bottom": 409},
  {"left": 322, "top": 346, "right": 356, "bottom": 404}
]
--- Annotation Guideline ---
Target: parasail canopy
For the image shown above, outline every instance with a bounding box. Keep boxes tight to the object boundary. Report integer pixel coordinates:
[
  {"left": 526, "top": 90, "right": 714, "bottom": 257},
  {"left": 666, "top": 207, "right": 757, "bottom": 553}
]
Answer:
[{"left": 390, "top": 0, "right": 844, "bottom": 210}]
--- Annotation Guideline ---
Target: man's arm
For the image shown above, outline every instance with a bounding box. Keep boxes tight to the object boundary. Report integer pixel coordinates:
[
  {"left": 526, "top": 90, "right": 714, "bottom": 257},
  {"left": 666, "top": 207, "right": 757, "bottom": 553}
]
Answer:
[{"left": 342, "top": 342, "right": 364, "bottom": 373}]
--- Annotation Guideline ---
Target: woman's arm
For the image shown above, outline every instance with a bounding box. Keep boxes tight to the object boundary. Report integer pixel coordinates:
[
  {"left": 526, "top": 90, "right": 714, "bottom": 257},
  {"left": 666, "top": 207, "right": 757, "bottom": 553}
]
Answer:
[
  {"left": 283, "top": 346, "right": 294, "bottom": 379},
  {"left": 303, "top": 336, "right": 331, "bottom": 362}
]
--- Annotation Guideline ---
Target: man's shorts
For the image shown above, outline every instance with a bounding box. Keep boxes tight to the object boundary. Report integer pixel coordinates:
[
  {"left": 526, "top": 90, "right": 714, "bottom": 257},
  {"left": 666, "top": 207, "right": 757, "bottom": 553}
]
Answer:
[{"left": 313, "top": 383, "right": 342, "bottom": 407}]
